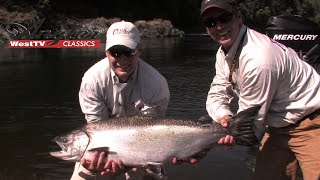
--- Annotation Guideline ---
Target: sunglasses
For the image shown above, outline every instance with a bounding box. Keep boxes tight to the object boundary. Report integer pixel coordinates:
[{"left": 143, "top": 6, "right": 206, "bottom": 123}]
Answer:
[
  {"left": 203, "top": 13, "right": 234, "bottom": 28},
  {"left": 108, "top": 46, "right": 137, "bottom": 58}
]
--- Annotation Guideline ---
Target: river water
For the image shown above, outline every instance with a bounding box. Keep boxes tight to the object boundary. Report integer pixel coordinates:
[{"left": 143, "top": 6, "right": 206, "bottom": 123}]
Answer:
[{"left": 0, "top": 35, "right": 265, "bottom": 180}]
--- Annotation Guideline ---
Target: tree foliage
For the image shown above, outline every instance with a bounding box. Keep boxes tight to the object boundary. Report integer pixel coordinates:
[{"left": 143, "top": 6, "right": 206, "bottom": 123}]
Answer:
[{"left": 1, "top": 0, "right": 319, "bottom": 32}]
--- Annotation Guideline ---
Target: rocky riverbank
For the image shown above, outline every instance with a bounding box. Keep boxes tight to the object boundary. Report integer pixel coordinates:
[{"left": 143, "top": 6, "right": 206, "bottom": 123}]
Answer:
[{"left": 0, "top": 8, "right": 185, "bottom": 43}]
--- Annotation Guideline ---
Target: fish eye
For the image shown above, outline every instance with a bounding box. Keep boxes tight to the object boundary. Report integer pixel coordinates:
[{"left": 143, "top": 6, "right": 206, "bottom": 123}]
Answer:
[{"left": 62, "top": 137, "right": 69, "bottom": 143}]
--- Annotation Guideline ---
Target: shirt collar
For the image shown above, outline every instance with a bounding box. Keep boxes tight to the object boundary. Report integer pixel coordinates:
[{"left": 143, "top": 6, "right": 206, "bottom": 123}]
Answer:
[{"left": 219, "top": 25, "right": 247, "bottom": 62}]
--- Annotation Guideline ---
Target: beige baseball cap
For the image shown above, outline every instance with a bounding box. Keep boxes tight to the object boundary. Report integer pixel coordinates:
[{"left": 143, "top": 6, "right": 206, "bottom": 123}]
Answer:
[{"left": 106, "top": 21, "right": 140, "bottom": 50}]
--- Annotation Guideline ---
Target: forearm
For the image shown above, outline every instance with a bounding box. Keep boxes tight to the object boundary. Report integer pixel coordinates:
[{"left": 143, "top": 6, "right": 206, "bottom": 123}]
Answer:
[
  {"left": 206, "top": 81, "right": 234, "bottom": 122},
  {"left": 79, "top": 81, "right": 109, "bottom": 122},
  {"left": 79, "top": 94, "right": 109, "bottom": 122}
]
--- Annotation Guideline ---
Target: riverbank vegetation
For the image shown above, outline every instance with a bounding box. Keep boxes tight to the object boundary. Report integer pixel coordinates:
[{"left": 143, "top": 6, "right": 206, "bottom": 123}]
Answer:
[{"left": 0, "top": 0, "right": 319, "bottom": 40}]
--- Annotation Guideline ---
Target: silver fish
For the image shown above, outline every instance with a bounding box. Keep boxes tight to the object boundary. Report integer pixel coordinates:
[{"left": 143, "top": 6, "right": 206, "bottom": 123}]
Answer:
[{"left": 50, "top": 106, "right": 260, "bottom": 175}]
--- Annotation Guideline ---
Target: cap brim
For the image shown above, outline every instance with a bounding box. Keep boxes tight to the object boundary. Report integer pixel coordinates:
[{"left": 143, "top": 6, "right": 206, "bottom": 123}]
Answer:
[
  {"left": 106, "top": 38, "right": 138, "bottom": 50},
  {"left": 201, "top": 3, "right": 233, "bottom": 16}
]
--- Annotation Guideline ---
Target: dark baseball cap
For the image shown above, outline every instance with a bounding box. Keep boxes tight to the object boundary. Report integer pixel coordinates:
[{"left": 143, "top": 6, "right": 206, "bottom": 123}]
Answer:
[{"left": 200, "top": 0, "right": 236, "bottom": 16}]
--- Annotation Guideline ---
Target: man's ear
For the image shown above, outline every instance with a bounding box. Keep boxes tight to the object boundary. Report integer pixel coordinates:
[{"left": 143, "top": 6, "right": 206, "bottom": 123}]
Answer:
[
  {"left": 235, "top": 10, "right": 242, "bottom": 18},
  {"left": 137, "top": 43, "right": 143, "bottom": 51},
  {"left": 137, "top": 49, "right": 142, "bottom": 56}
]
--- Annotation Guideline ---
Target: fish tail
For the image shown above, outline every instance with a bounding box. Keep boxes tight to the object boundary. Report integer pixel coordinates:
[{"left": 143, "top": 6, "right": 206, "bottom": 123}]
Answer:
[{"left": 228, "top": 106, "right": 261, "bottom": 146}]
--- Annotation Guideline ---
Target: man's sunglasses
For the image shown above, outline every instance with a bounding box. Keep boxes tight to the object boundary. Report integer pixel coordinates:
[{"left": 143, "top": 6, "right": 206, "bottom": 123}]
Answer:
[
  {"left": 108, "top": 46, "right": 137, "bottom": 58},
  {"left": 203, "top": 13, "right": 234, "bottom": 28}
]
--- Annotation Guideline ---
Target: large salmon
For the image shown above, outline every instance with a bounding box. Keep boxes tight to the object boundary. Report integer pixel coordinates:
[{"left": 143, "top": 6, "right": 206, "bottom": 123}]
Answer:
[{"left": 50, "top": 106, "right": 260, "bottom": 175}]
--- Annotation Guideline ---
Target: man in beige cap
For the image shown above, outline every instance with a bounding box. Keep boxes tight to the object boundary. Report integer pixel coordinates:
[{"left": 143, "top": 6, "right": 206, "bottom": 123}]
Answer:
[
  {"left": 70, "top": 21, "right": 170, "bottom": 180},
  {"left": 200, "top": 0, "right": 320, "bottom": 180}
]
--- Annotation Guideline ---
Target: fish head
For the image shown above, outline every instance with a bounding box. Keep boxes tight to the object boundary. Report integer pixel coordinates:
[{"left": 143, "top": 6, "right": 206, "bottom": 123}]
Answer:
[{"left": 50, "top": 129, "right": 90, "bottom": 162}]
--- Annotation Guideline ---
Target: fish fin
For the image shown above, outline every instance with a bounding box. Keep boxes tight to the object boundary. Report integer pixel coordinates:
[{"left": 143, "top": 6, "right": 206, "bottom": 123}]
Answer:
[
  {"left": 197, "top": 115, "right": 213, "bottom": 124},
  {"left": 228, "top": 106, "right": 261, "bottom": 147},
  {"left": 146, "top": 162, "right": 167, "bottom": 178},
  {"left": 87, "top": 147, "right": 109, "bottom": 152},
  {"left": 107, "top": 151, "right": 117, "bottom": 155},
  {"left": 78, "top": 171, "right": 95, "bottom": 180},
  {"left": 139, "top": 106, "right": 163, "bottom": 118},
  {"left": 87, "top": 147, "right": 118, "bottom": 155}
]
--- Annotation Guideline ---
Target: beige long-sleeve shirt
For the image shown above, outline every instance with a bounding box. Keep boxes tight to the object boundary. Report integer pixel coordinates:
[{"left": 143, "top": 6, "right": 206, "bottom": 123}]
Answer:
[
  {"left": 206, "top": 25, "right": 320, "bottom": 135},
  {"left": 79, "top": 57, "right": 170, "bottom": 123}
]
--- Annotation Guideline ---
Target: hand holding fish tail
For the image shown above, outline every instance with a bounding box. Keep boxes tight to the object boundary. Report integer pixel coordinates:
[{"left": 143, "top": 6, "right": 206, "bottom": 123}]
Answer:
[
  {"left": 228, "top": 109, "right": 260, "bottom": 147},
  {"left": 217, "top": 115, "right": 235, "bottom": 145}
]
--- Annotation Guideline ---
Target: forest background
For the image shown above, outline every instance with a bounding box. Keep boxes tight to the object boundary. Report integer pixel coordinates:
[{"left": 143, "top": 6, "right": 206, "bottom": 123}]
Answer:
[{"left": 0, "top": 0, "right": 319, "bottom": 38}]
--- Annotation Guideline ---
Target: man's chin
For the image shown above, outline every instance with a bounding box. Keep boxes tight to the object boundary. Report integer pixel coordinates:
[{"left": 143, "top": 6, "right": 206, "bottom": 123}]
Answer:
[
  {"left": 116, "top": 71, "right": 128, "bottom": 76},
  {"left": 115, "top": 69, "right": 133, "bottom": 81},
  {"left": 219, "top": 39, "right": 233, "bottom": 48},
  {"left": 115, "top": 68, "right": 129, "bottom": 74}
]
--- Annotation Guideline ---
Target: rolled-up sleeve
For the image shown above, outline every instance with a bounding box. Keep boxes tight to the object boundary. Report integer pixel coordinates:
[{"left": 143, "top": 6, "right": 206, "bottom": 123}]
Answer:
[{"left": 206, "top": 55, "right": 234, "bottom": 122}]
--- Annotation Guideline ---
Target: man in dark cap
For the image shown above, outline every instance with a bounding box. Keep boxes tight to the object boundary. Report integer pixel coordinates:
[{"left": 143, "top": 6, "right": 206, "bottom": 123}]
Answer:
[{"left": 200, "top": 0, "right": 320, "bottom": 180}]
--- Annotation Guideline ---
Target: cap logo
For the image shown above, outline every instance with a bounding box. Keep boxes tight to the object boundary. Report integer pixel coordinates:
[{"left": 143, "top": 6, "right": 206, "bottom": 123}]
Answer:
[{"left": 112, "top": 29, "right": 129, "bottom": 35}]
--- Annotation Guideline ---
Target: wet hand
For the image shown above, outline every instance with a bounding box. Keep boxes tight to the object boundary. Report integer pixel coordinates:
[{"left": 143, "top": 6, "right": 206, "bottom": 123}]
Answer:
[
  {"left": 172, "top": 157, "right": 198, "bottom": 165},
  {"left": 80, "top": 151, "right": 126, "bottom": 176},
  {"left": 172, "top": 150, "right": 208, "bottom": 165},
  {"left": 217, "top": 135, "right": 234, "bottom": 145},
  {"left": 218, "top": 115, "right": 235, "bottom": 145}
]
